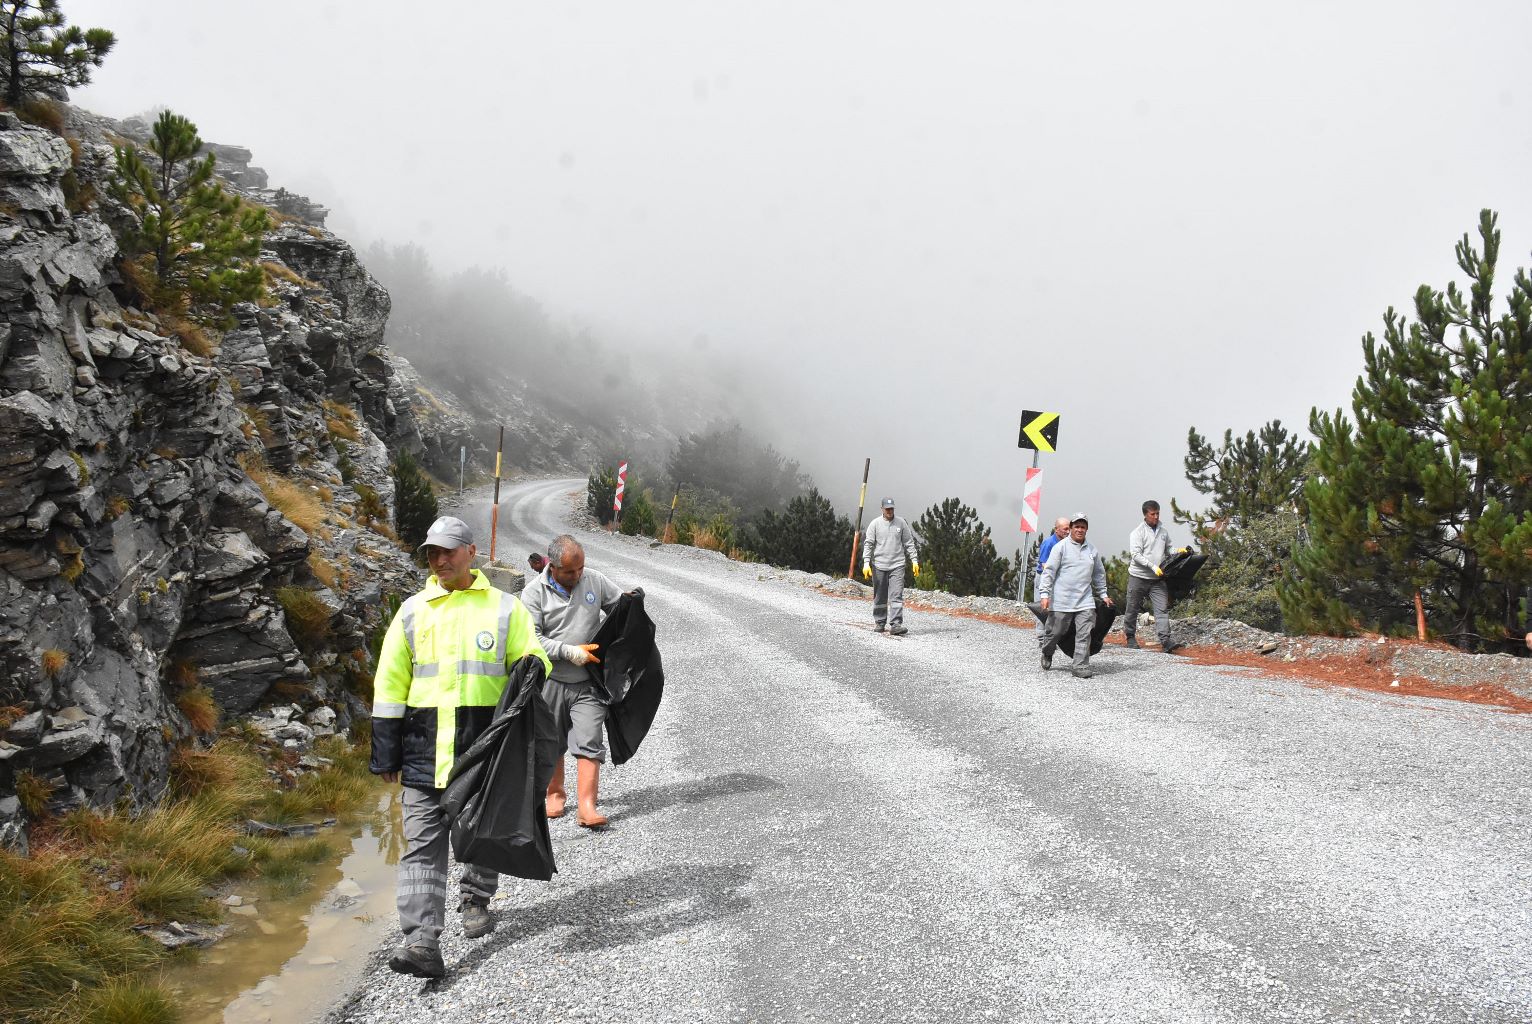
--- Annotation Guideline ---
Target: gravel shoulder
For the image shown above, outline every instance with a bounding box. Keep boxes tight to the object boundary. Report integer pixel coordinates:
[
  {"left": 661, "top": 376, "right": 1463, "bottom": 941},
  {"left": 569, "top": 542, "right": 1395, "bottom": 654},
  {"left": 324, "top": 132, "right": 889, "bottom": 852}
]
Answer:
[{"left": 328, "top": 479, "right": 1532, "bottom": 1024}]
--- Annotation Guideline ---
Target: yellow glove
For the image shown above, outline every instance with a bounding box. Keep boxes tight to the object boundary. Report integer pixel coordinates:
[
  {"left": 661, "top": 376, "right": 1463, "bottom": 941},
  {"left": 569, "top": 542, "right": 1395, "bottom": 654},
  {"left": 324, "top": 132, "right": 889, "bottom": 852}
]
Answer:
[
  {"left": 912, "top": 562, "right": 921, "bottom": 577},
  {"left": 1153, "top": 565, "right": 1164, "bottom": 577},
  {"left": 862, "top": 565, "right": 872, "bottom": 581}
]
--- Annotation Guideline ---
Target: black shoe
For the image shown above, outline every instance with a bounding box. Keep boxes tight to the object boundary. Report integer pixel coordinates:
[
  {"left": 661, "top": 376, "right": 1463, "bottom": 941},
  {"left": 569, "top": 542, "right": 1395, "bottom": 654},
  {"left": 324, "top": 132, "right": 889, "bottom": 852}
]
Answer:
[
  {"left": 460, "top": 899, "right": 494, "bottom": 939},
  {"left": 1162, "top": 641, "right": 1184, "bottom": 655},
  {"left": 874, "top": 623, "right": 886, "bottom": 633},
  {"left": 1041, "top": 652, "right": 1052, "bottom": 671},
  {"left": 1124, "top": 635, "right": 1140, "bottom": 649},
  {"left": 1071, "top": 666, "right": 1094, "bottom": 679},
  {"left": 388, "top": 943, "right": 445, "bottom": 978},
  {"left": 889, "top": 624, "right": 908, "bottom": 636}
]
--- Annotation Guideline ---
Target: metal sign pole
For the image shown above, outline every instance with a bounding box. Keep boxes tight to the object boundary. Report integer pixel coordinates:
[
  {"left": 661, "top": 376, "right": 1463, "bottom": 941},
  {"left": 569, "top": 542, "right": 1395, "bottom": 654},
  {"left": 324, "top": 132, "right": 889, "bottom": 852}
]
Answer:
[
  {"left": 489, "top": 425, "right": 503, "bottom": 560},
  {"left": 663, "top": 485, "right": 680, "bottom": 543},
  {"left": 847, "top": 457, "right": 870, "bottom": 579}
]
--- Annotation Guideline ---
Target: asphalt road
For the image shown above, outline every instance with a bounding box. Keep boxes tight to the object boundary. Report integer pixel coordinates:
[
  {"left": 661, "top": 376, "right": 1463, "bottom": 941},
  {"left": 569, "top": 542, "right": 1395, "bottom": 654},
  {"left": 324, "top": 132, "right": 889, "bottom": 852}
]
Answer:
[{"left": 329, "top": 478, "right": 1532, "bottom": 1024}]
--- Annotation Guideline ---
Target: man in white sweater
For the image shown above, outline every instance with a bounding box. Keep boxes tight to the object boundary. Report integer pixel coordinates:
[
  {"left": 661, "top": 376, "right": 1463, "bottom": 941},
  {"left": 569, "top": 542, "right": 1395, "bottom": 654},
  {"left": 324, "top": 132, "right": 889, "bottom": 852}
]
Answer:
[
  {"left": 520, "top": 534, "right": 624, "bottom": 827},
  {"left": 861, "top": 497, "right": 920, "bottom": 635},
  {"left": 1037, "top": 513, "right": 1114, "bottom": 678},
  {"left": 1123, "top": 499, "right": 1182, "bottom": 653}
]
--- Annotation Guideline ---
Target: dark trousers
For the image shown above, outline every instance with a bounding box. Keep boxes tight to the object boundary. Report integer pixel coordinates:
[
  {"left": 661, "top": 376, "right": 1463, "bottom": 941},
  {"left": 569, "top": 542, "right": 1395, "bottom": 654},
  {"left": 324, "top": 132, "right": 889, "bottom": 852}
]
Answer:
[
  {"left": 1042, "top": 606, "right": 1097, "bottom": 669},
  {"left": 1124, "top": 576, "right": 1171, "bottom": 645},
  {"left": 872, "top": 565, "right": 906, "bottom": 628}
]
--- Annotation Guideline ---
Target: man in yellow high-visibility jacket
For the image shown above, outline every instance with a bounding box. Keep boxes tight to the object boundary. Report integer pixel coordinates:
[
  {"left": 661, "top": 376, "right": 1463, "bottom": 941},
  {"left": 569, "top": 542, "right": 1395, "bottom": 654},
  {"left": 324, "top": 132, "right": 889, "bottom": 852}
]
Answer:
[{"left": 370, "top": 515, "right": 551, "bottom": 979}]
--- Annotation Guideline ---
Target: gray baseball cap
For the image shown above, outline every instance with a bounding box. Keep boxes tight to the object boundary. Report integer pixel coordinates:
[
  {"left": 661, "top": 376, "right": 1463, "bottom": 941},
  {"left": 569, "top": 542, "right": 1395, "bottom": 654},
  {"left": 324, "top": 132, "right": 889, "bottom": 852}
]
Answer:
[
  {"left": 419, "top": 515, "right": 474, "bottom": 551},
  {"left": 1069, "top": 512, "right": 1089, "bottom": 524},
  {"left": 880, "top": 497, "right": 895, "bottom": 509}
]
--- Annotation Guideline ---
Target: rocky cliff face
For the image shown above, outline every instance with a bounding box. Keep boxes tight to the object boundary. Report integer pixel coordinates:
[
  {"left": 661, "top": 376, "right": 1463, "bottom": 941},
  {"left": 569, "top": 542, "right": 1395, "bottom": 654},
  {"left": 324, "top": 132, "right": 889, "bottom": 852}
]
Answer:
[{"left": 0, "top": 106, "right": 451, "bottom": 851}]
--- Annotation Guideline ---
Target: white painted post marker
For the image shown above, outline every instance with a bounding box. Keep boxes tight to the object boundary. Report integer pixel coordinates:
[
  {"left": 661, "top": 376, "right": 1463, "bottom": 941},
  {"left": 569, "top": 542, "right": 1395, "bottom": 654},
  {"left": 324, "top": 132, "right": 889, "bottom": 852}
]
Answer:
[{"left": 612, "top": 460, "right": 628, "bottom": 529}]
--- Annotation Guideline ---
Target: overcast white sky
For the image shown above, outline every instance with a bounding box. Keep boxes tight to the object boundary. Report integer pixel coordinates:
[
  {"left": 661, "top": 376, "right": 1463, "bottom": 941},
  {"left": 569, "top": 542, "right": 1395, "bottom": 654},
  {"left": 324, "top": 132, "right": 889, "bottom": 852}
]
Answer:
[{"left": 69, "top": 0, "right": 1532, "bottom": 554}]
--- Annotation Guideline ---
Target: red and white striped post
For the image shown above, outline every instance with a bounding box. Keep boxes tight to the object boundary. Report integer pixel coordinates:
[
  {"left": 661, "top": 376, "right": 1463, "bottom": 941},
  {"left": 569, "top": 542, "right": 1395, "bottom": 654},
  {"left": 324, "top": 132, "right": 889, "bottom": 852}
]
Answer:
[
  {"left": 611, "top": 460, "right": 628, "bottom": 530},
  {"left": 1017, "top": 462, "right": 1042, "bottom": 601}
]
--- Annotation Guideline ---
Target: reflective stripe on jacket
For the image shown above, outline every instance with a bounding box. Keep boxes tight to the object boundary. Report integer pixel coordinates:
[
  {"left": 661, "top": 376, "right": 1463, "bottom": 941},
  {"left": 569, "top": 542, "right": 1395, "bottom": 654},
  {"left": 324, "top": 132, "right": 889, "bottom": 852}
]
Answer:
[{"left": 369, "top": 569, "right": 552, "bottom": 789}]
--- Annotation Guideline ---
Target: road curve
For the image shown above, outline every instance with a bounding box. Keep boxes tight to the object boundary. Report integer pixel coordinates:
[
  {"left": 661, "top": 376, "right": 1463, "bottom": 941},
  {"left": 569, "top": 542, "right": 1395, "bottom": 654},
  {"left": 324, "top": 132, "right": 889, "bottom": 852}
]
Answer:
[{"left": 329, "top": 477, "right": 1532, "bottom": 1024}]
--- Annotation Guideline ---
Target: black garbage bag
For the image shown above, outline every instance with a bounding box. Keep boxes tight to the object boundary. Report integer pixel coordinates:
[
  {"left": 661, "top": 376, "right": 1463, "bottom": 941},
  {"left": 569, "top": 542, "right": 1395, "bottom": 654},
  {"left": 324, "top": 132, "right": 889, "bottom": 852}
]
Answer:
[
  {"left": 441, "top": 654, "right": 559, "bottom": 881},
  {"left": 1027, "top": 599, "right": 1121, "bottom": 656},
  {"left": 1158, "top": 548, "right": 1208, "bottom": 602},
  {"left": 584, "top": 588, "right": 664, "bottom": 766}
]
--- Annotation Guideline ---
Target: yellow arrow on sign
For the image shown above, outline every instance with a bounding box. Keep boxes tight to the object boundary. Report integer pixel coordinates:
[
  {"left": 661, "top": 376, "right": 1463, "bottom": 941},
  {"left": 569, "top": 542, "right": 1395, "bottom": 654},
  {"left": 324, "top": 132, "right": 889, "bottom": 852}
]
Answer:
[{"left": 1022, "top": 411, "right": 1059, "bottom": 452}]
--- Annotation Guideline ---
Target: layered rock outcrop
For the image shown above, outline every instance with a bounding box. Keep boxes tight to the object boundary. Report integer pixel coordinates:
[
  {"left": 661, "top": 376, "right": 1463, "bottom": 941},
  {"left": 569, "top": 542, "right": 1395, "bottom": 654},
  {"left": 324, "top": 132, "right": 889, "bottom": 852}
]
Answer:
[{"left": 0, "top": 107, "right": 434, "bottom": 848}]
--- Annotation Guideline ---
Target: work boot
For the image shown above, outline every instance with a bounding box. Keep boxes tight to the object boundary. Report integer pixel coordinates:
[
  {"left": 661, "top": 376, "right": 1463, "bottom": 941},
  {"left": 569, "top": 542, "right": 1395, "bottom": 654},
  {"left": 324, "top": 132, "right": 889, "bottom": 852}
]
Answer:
[
  {"left": 388, "top": 943, "right": 445, "bottom": 979},
  {"left": 460, "top": 899, "right": 494, "bottom": 939},
  {"left": 576, "top": 757, "right": 609, "bottom": 829},
  {"left": 1124, "top": 635, "right": 1140, "bottom": 649},
  {"left": 1040, "top": 651, "right": 1053, "bottom": 671},
  {"left": 1072, "top": 665, "right": 1094, "bottom": 679},
  {"left": 874, "top": 623, "right": 886, "bottom": 633},
  {"left": 545, "top": 762, "right": 567, "bottom": 819},
  {"left": 889, "top": 624, "right": 908, "bottom": 636},
  {"left": 1161, "top": 640, "right": 1184, "bottom": 655}
]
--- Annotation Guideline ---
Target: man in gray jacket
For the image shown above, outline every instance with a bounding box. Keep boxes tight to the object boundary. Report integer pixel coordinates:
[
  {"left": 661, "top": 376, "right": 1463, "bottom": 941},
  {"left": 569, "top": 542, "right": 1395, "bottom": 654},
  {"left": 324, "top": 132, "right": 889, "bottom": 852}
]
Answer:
[
  {"left": 1123, "top": 499, "right": 1182, "bottom": 653},
  {"left": 1037, "top": 512, "right": 1114, "bottom": 678},
  {"left": 861, "top": 497, "right": 921, "bottom": 635},
  {"left": 520, "top": 534, "right": 624, "bottom": 828}
]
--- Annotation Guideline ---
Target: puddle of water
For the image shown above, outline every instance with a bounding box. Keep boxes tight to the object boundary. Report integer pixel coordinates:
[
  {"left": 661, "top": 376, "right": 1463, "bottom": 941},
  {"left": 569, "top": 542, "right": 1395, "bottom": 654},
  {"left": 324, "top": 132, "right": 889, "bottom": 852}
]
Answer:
[{"left": 165, "top": 789, "right": 404, "bottom": 1024}]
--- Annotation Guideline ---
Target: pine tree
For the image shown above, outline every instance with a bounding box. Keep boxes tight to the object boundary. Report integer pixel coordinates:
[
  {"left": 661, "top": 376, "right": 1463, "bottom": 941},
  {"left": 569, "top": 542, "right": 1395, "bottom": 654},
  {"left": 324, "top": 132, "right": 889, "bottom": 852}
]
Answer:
[
  {"left": 108, "top": 109, "right": 268, "bottom": 322},
  {"left": 392, "top": 452, "right": 438, "bottom": 550},
  {"left": 1279, "top": 210, "right": 1532, "bottom": 646},
  {"left": 1170, "top": 420, "right": 1310, "bottom": 532},
  {"left": 750, "top": 488, "right": 854, "bottom": 575},
  {"left": 1, "top": 0, "right": 115, "bottom": 106},
  {"left": 913, "top": 498, "right": 1011, "bottom": 597}
]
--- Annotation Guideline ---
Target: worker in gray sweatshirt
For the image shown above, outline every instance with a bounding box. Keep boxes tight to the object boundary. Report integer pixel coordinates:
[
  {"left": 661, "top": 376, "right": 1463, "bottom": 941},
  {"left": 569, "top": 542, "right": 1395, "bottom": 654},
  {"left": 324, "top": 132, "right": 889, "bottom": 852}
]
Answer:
[
  {"left": 1037, "top": 512, "right": 1114, "bottom": 678},
  {"left": 519, "top": 534, "right": 624, "bottom": 828},
  {"left": 861, "top": 497, "right": 921, "bottom": 635},
  {"left": 1123, "top": 499, "right": 1182, "bottom": 653}
]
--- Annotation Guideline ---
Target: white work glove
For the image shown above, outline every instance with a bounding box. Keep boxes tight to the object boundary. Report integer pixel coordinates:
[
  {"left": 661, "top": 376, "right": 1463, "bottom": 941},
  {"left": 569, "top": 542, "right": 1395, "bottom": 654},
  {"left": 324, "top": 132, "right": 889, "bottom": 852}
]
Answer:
[{"left": 565, "top": 643, "right": 601, "bottom": 666}]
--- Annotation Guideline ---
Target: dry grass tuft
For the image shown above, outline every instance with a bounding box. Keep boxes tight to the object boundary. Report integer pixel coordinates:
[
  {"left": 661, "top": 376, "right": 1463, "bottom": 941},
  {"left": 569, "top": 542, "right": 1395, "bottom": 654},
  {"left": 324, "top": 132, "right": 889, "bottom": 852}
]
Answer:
[
  {"left": 307, "top": 550, "right": 339, "bottom": 589},
  {"left": 0, "top": 705, "right": 26, "bottom": 729},
  {"left": 105, "top": 494, "right": 132, "bottom": 521},
  {"left": 175, "top": 685, "right": 219, "bottom": 733},
  {"left": 40, "top": 649, "right": 69, "bottom": 678},
  {"left": 275, "top": 587, "right": 332, "bottom": 654},
  {"left": 692, "top": 526, "right": 727, "bottom": 552},
  {"left": 160, "top": 312, "right": 215, "bottom": 358},
  {"left": 322, "top": 399, "right": 361, "bottom": 442},
  {"left": 14, "top": 770, "right": 55, "bottom": 819},
  {"left": 239, "top": 453, "right": 325, "bottom": 536},
  {"left": 261, "top": 259, "right": 318, "bottom": 289}
]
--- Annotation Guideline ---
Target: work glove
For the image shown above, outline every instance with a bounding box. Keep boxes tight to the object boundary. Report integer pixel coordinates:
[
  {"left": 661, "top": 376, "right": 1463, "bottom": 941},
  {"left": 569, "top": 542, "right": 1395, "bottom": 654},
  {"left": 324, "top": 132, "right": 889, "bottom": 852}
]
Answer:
[
  {"left": 862, "top": 565, "right": 872, "bottom": 581},
  {"left": 566, "top": 643, "right": 601, "bottom": 666},
  {"left": 912, "top": 562, "right": 921, "bottom": 577},
  {"left": 1153, "top": 565, "right": 1164, "bottom": 577}
]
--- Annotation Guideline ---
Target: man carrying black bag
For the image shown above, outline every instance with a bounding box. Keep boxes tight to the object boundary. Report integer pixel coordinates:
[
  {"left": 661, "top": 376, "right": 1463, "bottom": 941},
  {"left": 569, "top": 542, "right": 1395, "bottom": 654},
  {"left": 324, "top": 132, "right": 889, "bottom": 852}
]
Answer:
[{"left": 369, "top": 517, "right": 552, "bottom": 979}]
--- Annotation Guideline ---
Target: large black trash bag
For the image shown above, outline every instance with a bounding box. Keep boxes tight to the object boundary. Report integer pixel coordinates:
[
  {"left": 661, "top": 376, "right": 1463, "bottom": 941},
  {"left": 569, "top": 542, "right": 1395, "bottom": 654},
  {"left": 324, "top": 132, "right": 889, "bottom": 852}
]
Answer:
[
  {"left": 1158, "top": 548, "right": 1208, "bottom": 602},
  {"left": 584, "top": 588, "right": 664, "bottom": 765},
  {"left": 442, "top": 654, "right": 559, "bottom": 881},
  {"left": 1027, "top": 599, "right": 1121, "bottom": 656}
]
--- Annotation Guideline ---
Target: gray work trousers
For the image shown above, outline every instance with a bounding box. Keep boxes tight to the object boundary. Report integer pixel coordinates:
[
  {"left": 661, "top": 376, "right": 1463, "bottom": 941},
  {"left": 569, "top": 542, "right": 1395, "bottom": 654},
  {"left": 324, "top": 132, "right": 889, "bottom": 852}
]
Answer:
[
  {"left": 398, "top": 785, "right": 498, "bottom": 951},
  {"left": 872, "top": 565, "right": 906, "bottom": 628},
  {"left": 542, "top": 679, "right": 608, "bottom": 762},
  {"left": 1124, "top": 576, "right": 1171, "bottom": 645},
  {"left": 1042, "top": 606, "right": 1097, "bottom": 669}
]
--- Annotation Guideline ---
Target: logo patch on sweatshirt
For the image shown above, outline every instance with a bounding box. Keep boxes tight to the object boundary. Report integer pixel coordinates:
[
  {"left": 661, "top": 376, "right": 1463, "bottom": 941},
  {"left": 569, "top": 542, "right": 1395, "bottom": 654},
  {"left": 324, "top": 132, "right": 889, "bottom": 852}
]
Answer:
[
  {"left": 475, "top": 630, "right": 494, "bottom": 651},
  {"left": 584, "top": 591, "right": 597, "bottom": 605}
]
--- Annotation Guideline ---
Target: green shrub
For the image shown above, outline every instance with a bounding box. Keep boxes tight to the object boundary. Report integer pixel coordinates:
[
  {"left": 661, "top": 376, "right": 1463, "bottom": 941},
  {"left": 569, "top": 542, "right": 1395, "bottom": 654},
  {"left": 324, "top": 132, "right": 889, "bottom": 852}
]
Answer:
[
  {"left": 391, "top": 452, "right": 437, "bottom": 548},
  {"left": 618, "top": 488, "right": 658, "bottom": 537}
]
